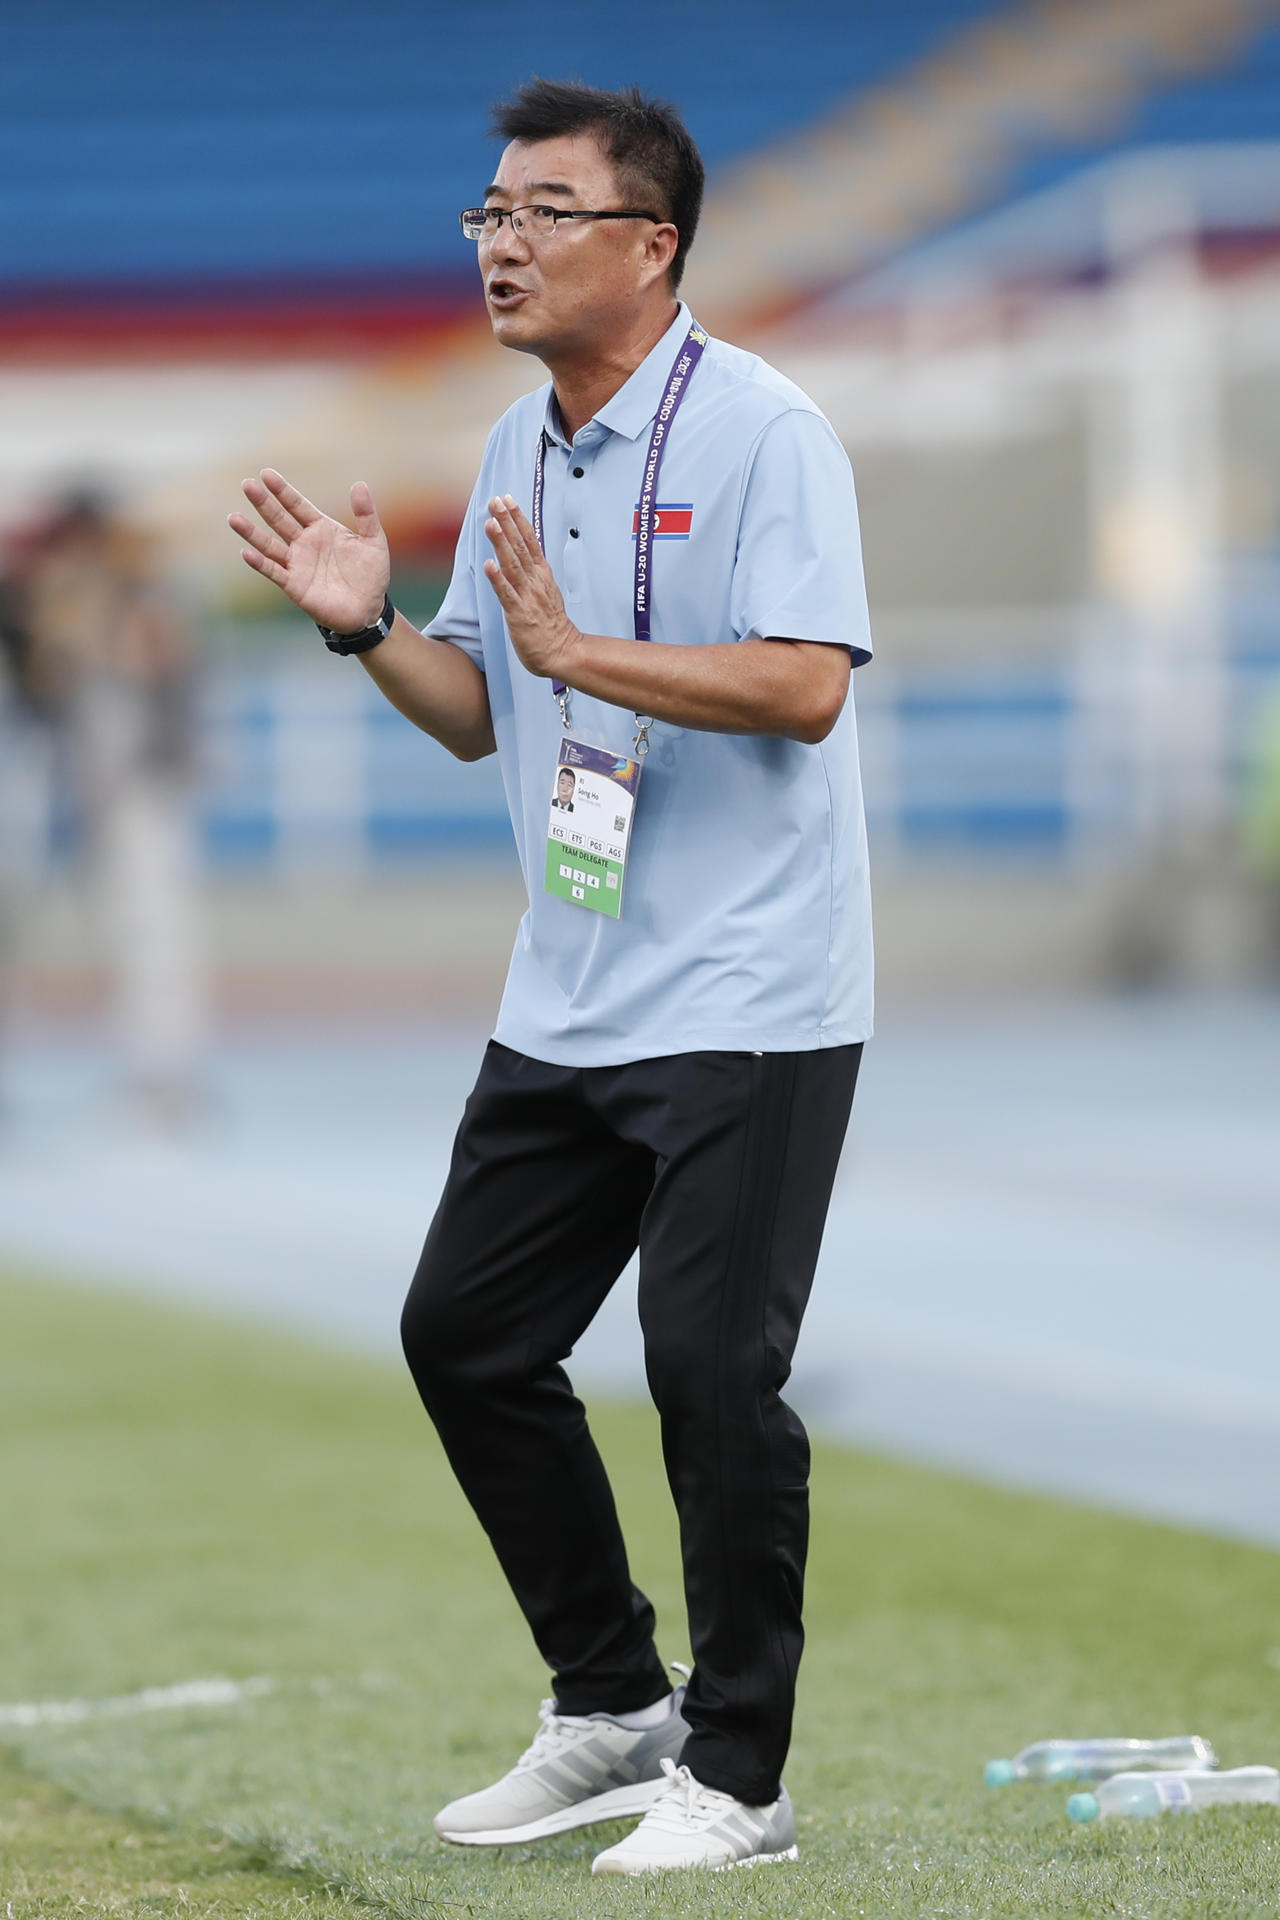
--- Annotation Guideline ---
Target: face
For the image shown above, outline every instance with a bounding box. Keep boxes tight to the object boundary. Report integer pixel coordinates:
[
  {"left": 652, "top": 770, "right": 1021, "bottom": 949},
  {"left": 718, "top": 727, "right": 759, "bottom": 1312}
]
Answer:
[
  {"left": 557, "top": 769, "right": 575, "bottom": 802},
  {"left": 477, "top": 133, "right": 676, "bottom": 360}
]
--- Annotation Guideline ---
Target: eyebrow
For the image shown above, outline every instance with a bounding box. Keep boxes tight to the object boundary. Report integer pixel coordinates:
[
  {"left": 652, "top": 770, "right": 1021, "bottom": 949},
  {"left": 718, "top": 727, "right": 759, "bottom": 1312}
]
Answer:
[{"left": 482, "top": 179, "right": 578, "bottom": 202}]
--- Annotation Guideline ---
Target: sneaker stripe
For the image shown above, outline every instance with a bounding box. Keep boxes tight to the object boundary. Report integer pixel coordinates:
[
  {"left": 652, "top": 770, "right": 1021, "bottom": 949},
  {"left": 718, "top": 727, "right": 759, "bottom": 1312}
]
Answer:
[
  {"left": 543, "top": 1753, "right": 605, "bottom": 1794},
  {"left": 716, "top": 1844, "right": 800, "bottom": 1871},
  {"left": 553, "top": 1740, "right": 635, "bottom": 1791},
  {"left": 720, "top": 1812, "right": 769, "bottom": 1850}
]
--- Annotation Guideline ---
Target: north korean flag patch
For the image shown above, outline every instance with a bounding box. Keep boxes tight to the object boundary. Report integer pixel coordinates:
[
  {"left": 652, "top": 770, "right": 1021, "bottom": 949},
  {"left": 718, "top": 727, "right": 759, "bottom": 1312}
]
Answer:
[{"left": 632, "top": 502, "right": 694, "bottom": 540}]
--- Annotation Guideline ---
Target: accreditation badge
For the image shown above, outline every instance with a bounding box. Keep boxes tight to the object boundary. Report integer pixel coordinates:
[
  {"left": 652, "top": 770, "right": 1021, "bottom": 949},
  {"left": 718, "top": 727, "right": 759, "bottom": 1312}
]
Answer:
[{"left": 544, "top": 738, "right": 642, "bottom": 918}]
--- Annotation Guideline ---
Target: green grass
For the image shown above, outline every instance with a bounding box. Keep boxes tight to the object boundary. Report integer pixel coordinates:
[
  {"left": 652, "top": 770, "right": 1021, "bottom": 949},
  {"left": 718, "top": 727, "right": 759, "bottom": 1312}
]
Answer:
[{"left": 2, "top": 1265, "right": 1279, "bottom": 1918}]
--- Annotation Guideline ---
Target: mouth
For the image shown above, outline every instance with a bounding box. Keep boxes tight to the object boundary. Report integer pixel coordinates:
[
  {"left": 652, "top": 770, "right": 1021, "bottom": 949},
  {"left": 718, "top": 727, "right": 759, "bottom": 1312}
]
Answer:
[{"left": 487, "top": 279, "right": 531, "bottom": 310}]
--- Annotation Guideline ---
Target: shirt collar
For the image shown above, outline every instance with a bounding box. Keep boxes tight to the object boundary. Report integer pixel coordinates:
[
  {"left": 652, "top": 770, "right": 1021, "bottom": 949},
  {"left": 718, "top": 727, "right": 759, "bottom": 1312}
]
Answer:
[{"left": 540, "top": 302, "right": 694, "bottom": 449}]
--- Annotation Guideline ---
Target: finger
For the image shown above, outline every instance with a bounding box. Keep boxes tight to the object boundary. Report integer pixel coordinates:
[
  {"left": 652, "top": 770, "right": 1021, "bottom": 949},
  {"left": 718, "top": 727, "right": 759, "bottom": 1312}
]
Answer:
[
  {"left": 241, "top": 475, "right": 305, "bottom": 542},
  {"left": 228, "top": 511, "right": 289, "bottom": 567},
  {"left": 350, "top": 480, "right": 382, "bottom": 540},
  {"left": 239, "top": 544, "right": 289, "bottom": 591},
  {"left": 260, "top": 468, "right": 323, "bottom": 529},
  {"left": 486, "top": 499, "right": 540, "bottom": 581},
  {"left": 482, "top": 555, "right": 515, "bottom": 603},
  {"left": 499, "top": 494, "right": 540, "bottom": 559},
  {"left": 484, "top": 558, "right": 526, "bottom": 624},
  {"left": 484, "top": 511, "right": 523, "bottom": 578}
]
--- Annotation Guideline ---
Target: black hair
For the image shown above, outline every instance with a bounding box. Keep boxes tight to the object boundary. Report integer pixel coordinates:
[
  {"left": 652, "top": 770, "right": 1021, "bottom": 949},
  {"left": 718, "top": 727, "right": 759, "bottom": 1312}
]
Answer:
[{"left": 489, "top": 78, "right": 704, "bottom": 290}]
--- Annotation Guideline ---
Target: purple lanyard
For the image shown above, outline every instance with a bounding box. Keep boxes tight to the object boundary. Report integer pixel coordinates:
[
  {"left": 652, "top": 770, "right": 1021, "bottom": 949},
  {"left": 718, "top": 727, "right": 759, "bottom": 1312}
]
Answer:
[{"left": 532, "top": 322, "right": 707, "bottom": 728}]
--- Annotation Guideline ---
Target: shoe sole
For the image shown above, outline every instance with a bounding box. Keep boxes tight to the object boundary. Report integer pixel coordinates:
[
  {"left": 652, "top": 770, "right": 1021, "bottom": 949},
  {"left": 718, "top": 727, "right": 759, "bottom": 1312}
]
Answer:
[
  {"left": 436, "top": 1776, "right": 669, "bottom": 1847},
  {"left": 593, "top": 1843, "right": 799, "bottom": 1875}
]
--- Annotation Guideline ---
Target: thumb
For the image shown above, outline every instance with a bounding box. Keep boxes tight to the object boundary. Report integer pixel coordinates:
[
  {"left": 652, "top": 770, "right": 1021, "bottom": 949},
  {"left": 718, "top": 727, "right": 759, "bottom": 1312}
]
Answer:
[{"left": 349, "top": 481, "right": 382, "bottom": 540}]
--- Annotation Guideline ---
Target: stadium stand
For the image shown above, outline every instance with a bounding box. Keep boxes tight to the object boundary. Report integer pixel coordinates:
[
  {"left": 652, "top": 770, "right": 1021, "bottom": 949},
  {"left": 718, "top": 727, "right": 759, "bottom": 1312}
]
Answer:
[
  {"left": 4, "top": 0, "right": 1278, "bottom": 340},
  {"left": 0, "top": 0, "right": 998, "bottom": 335},
  {"left": 684, "top": 0, "right": 1280, "bottom": 318}
]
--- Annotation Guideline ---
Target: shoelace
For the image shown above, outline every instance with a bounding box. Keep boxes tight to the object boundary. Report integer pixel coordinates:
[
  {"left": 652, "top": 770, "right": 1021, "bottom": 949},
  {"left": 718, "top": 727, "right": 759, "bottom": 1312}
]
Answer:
[
  {"left": 514, "top": 1697, "right": 597, "bottom": 1771},
  {"left": 514, "top": 1668, "right": 690, "bottom": 1773},
  {"left": 641, "top": 1757, "right": 742, "bottom": 1833}
]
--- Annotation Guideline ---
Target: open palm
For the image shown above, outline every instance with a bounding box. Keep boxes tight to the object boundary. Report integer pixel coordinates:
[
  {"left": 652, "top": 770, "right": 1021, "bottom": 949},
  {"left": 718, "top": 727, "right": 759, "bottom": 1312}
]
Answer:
[{"left": 229, "top": 469, "right": 390, "bottom": 633}]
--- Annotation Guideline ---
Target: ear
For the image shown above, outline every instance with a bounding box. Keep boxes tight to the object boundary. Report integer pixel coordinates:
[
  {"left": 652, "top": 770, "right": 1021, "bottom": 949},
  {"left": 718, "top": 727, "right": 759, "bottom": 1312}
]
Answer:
[{"left": 640, "top": 221, "right": 680, "bottom": 290}]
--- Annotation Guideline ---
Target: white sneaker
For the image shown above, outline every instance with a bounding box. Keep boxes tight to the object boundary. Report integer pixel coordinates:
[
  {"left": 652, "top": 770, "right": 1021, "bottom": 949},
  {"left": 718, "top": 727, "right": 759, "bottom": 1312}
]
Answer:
[
  {"left": 433, "top": 1690, "right": 688, "bottom": 1846},
  {"left": 591, "top": 1758, "right": 799, "bottom": 1874}
]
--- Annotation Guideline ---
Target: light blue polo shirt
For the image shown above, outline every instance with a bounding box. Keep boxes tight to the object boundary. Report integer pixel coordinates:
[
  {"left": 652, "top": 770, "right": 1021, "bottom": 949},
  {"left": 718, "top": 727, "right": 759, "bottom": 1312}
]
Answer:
[{"left": 427, "top": 300, "right": 874, "bottom": 1067}]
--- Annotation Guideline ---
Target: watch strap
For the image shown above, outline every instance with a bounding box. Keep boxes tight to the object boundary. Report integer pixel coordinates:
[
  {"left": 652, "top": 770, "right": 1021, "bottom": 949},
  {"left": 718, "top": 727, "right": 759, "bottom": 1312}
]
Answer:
[{"left": 318, "top": 593, "right": 396, "bottom": 655}]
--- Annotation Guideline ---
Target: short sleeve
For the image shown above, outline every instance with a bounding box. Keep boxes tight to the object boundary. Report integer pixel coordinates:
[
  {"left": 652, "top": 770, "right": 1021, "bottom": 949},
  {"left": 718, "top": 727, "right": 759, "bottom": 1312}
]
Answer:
[
  {"left": 424, "top": 472, "right": 487, "bottom": 670},
  {"left": 730, "top": 409, "right": 873, "bottom": 666}
]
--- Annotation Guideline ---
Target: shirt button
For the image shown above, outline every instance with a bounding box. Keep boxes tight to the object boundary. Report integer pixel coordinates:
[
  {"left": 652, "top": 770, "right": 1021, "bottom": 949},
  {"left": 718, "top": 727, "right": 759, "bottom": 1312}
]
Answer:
[
  {"left": 569, "top": 528, "right": 580, "bottom": 538},
  {"left": 572, "top": 467, "right": 584, "bottom": 478}
]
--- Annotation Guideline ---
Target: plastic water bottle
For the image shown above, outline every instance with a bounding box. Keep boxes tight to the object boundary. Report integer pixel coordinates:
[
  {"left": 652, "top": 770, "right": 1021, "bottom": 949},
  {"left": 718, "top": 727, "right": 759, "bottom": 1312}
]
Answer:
[
  {"left": 1068, "top": 1766, "right": 1280, "bottom": 1822},
  {"left": 984, "top": 1736, "right": 1217, "bottom": 1787}
]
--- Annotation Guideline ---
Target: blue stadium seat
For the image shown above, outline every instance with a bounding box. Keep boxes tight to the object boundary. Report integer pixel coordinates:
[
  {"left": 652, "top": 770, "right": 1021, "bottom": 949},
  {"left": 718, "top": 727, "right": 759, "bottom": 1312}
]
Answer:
[
  {"left": 946, "top": 22, "right": 1280, "bottom": 237},
  {"left": 0, "top": 0, "right": 1001, "bottom": 293}
]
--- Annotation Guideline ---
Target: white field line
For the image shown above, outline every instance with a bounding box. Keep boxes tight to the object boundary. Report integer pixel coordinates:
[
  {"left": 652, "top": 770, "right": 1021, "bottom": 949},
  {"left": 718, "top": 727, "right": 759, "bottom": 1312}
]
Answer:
[{"left": 0, "top": 1675, "right": 277, "bottom": 1729}]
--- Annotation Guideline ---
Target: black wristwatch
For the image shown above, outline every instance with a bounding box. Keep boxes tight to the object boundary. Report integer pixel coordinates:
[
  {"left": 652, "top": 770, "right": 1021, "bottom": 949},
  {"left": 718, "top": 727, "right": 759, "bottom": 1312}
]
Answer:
[{"left": 316, "top": 593, "right": 396, "bottom": 655}]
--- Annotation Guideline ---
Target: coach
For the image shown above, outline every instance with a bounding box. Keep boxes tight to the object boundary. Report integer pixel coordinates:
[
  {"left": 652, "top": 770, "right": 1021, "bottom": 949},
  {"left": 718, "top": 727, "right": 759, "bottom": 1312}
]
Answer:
[{"left": 230, "top": 79, "right": 873, "bottom": 1876}]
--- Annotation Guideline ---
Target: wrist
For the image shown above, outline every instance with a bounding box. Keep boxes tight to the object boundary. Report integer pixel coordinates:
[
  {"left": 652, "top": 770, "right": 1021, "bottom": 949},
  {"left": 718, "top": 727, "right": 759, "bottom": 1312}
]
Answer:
[
  {"left": 553, "top": 620, "right": 587, "bottom": 685},
  {"left": 317, "top": 592, "right": 395, "bottom": 655}
]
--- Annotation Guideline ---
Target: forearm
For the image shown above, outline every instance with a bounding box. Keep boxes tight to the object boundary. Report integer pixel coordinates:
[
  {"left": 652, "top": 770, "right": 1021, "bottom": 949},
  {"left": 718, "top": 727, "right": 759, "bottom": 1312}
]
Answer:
[
  {"left": 559, "top": 632, "right": 846, "bottom": 745},
  {"left": 481, "top": 493, "right": 849, "bottom": 742},
  {"left": 358, "top": 612, "right": 495, "bottom": 761}
]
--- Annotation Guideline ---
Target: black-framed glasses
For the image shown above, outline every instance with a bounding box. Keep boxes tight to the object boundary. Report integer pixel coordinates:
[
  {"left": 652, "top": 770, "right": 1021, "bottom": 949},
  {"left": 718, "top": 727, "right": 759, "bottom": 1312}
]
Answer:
[{"left": 460, "top": 204, "right": 661, "bottom": 241}]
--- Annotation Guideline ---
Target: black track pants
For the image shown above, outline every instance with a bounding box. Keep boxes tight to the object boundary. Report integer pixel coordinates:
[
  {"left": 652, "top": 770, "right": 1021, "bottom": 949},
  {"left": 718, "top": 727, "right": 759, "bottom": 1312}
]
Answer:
[{"left": 400, "top": 1039, "right": 861, "bottom": 1806}]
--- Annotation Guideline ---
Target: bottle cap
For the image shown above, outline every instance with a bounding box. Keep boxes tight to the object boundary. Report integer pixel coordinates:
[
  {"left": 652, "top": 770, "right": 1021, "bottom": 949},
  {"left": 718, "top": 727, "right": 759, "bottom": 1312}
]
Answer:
[
  {"left": 1067, "top": 1792, "right": 1100, "bottom": 1823},
  {"left": 984, "top": 1759, "right": 1017, "bottom": 1787}
]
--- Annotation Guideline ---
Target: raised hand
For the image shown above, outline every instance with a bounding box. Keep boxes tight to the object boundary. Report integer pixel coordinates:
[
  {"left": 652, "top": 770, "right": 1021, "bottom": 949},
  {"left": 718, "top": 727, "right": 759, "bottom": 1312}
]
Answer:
[
  {"left": 229, "top": 469, "right": 390, "bottom": 634},
  {"left": 483, "top": 494, "right": 582, "bottom": 683}
]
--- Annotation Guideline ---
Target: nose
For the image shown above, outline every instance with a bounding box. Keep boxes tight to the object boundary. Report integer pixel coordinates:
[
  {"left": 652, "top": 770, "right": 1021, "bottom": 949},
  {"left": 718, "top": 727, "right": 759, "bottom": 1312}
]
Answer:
[{"left": 486, "top": 214, "right": 532, "bottom": 265}]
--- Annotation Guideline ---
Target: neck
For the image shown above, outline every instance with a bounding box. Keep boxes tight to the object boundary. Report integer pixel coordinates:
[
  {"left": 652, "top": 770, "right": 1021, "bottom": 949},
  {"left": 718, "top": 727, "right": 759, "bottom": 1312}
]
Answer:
[{"left": 548, "top": 300, "right": 680, "bottom": 440}]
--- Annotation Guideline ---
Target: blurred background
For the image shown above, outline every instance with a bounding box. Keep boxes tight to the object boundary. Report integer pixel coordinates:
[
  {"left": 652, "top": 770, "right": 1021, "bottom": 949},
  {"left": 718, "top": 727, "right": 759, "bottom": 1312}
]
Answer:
[{"left": 2, "top": 0, "right": 1278, "bottom": 1542}]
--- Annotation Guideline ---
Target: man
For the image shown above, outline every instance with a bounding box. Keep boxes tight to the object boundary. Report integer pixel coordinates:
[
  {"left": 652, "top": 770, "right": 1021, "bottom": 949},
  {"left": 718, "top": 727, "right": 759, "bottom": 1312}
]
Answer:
[
  {"left": 551, "top": 765, "right": 575, "bottom": 811},
  {"left": 15, "top": 491, "right": 206, "bottom": 1123},
  {"left": 230, "top": 79, "right": 873, "bottom": 1876}
]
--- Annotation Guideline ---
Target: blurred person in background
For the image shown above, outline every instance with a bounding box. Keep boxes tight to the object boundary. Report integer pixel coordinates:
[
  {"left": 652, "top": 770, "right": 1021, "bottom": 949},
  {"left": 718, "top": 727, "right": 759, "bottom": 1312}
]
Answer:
[
  {"left": 12, "top": 489, "right": 207, "bottom": 1124},
  {"left": 1246, "top": 688, "right": 1280, "bottom": 966},
  {"left": 231, "top": 79, "right": 872, "bottom": 1877},
  {"left": 0, "top": 565, "right": 39, "bottom": 1107}
]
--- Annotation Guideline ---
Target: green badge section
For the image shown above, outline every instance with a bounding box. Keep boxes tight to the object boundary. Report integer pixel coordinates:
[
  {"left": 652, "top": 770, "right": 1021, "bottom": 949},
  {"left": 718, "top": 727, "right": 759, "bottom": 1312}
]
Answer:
[{"left": 545, "top": 839, "right": 625, "bottom": 917}]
